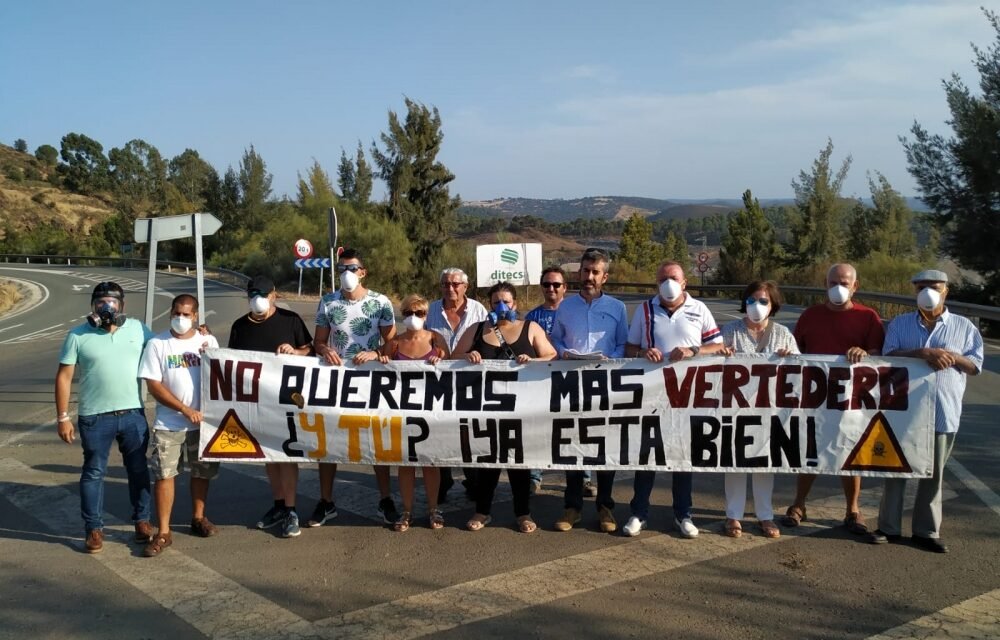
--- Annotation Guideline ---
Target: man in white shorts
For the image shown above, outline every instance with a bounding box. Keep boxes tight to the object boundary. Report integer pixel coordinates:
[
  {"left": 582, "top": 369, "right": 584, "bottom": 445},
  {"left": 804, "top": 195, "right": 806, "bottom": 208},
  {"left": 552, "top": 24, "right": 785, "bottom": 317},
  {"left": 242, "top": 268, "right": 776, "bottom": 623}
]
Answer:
[{"left": 138, "top": 294, "right": 220, "bottom": 557}]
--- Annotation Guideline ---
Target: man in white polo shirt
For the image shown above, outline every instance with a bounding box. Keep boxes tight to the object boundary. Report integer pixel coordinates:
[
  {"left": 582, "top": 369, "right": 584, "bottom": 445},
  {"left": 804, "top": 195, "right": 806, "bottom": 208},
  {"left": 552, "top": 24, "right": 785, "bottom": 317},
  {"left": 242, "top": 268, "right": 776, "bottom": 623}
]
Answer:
[{"left": 624, "top": 260, "right": 725, "bottom": 537}]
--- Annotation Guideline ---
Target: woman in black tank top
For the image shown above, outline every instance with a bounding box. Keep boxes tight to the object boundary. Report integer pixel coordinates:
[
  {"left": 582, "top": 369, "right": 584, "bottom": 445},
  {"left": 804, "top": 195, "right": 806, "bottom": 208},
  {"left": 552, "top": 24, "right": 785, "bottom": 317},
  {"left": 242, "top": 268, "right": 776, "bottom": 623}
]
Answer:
[{"left": 451, "top": 282, "right": 557, "bottom": 533}]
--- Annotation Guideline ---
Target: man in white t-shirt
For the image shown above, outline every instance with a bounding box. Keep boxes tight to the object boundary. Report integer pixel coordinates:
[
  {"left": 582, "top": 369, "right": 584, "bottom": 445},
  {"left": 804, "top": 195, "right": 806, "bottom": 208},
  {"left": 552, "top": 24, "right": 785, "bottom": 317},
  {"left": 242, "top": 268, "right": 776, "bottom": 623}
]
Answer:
[
  {"left": 312, "top": 248, "right": 398, "bottom": 527},
  {"left": 623, "top": 260, "right": 725, "bottom": 538},
  {"left": 138, "top": 294, "right": 220, "bottom": 557}
]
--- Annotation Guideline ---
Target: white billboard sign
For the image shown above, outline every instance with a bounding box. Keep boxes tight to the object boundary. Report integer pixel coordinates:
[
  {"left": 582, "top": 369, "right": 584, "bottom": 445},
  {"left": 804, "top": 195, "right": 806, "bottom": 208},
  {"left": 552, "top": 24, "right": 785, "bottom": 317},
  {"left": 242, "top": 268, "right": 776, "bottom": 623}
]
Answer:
[{"left": 475, "top": 243, "right": 543, "bottom": 288}]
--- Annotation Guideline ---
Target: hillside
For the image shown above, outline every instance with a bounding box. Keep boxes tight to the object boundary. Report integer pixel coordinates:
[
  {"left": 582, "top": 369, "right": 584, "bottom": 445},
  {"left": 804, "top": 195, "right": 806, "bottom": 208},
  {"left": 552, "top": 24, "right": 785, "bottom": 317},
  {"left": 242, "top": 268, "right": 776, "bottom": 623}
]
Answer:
[{"left": 0, "top": 143, "right": 116, "bottom": 240}]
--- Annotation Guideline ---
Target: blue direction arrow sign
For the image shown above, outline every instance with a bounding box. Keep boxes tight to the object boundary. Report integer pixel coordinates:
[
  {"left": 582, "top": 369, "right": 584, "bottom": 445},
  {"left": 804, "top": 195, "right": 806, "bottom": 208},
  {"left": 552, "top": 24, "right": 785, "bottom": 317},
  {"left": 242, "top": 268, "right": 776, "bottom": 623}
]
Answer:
[{"left": 295, "top": 258, "right": 331, "bottom": 269}]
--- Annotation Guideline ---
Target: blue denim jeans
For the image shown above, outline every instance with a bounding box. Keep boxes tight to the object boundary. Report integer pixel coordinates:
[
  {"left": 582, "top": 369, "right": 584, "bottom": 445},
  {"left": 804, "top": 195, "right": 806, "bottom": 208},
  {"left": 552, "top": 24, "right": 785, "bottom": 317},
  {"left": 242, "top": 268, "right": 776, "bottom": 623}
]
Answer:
[
  {"left": 78, "top": 409, "right": 151, "bottom": 532},
  {"left": 629, "top": 471, "right": 692, "bottom": 521}
]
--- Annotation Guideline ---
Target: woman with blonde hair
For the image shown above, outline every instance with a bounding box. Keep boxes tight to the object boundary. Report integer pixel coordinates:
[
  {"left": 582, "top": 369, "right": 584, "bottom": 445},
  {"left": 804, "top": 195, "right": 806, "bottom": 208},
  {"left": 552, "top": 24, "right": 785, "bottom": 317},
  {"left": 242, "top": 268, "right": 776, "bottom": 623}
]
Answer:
[{"left": 380, "top": 294, "right": 450, "bottom": 531}]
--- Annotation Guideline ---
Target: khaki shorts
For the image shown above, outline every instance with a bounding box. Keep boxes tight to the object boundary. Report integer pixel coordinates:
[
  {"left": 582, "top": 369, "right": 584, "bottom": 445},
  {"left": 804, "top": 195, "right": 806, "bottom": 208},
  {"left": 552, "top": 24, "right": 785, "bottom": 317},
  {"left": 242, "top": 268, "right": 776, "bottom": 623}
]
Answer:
[{"left": 149, "top": 429, "right": 219, "bottom": 481}]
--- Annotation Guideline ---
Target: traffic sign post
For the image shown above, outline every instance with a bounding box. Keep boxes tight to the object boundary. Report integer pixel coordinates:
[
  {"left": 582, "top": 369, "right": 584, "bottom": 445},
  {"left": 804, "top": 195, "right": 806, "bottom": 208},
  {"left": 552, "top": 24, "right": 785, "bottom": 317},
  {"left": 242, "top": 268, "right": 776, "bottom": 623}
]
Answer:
[
  {"left": 696, "top": 252, "right": 710, "bottom": 287},
  {"left": 133, "top": 213, "right": 223, "bottom": 326},
  {"left": 294, "top": 239, "right": 314, "bottom": 296},
  {"left": 328, "top": 207, "right": 338, "bottom": 293}
]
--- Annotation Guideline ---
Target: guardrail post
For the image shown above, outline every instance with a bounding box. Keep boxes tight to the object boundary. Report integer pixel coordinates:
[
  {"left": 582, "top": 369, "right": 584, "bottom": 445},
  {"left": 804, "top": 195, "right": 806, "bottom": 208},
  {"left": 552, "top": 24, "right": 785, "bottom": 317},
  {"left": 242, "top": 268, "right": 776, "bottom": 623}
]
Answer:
[{"left": 186, "top": 266, "right": 190, "bottom": 275}]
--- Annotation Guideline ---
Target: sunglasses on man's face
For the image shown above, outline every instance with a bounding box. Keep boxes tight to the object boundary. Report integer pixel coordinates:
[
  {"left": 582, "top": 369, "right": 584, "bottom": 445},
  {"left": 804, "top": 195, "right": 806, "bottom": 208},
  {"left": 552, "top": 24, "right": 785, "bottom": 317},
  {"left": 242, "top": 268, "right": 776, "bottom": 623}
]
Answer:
[
  {"left": 336, "top": 264, "right": 362, "bottom": 273},
  {"left": 248, "top": 290, "right": 267, "bottom": 298},
  {"left": 745, "top": 297, "right": 770, "bottom": 306},
  {"left": 403, "top": 309, "right": 427, "bottom": 318},
  {"left": 541, "top": 282, "right": 564, "bottom": 289}
]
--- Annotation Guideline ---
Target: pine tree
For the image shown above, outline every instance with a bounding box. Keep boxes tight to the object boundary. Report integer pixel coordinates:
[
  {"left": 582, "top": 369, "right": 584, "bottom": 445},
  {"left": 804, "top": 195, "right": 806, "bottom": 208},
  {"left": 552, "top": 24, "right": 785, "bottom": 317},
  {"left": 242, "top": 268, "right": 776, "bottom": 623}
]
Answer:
[
  {"left": 788, "top": 139, "right": 852, "bottom": 265},
  {"left": 371, "top": 98, "right": 460, "bottom": 285},
  {"left": 902, "top": 8, "right": 1000, "bottom": 296},
  {"left": 719, "top": 190, "right": 782, "bottom": 281},
  {"left": 618, "top": 213, "right": 660, "bottom": 270},
  {"left": 353, "top": 141, "right": 373, "bottom": 208},
  {"left": 337, "top": 149, "right": 355, "bottom": 201}
]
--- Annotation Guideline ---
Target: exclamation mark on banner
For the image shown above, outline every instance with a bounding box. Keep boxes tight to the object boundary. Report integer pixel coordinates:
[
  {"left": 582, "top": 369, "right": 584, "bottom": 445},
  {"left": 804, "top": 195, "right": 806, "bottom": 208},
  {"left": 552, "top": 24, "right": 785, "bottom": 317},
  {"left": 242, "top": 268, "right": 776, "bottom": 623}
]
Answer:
[{"left": 805, "top": 416, "right": 818, "bottom": 467}]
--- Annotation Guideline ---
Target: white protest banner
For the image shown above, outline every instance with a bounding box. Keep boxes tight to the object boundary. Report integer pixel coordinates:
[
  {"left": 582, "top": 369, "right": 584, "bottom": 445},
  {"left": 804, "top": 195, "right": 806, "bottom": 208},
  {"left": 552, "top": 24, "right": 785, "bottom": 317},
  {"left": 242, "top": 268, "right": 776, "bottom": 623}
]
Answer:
[
  {"left": 199, "top": 349, "right": 936, "bottom": 477},
  {"left": 475, "top": 243, "right": 543, "bottom": 288}
]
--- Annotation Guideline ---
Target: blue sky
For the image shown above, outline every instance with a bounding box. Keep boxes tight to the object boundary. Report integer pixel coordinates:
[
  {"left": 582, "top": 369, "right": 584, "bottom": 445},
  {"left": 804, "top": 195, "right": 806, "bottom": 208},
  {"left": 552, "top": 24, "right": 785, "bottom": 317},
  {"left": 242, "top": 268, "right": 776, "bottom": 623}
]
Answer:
[{"left": 0, "top": 1, "right": 992, "bottom": 202}]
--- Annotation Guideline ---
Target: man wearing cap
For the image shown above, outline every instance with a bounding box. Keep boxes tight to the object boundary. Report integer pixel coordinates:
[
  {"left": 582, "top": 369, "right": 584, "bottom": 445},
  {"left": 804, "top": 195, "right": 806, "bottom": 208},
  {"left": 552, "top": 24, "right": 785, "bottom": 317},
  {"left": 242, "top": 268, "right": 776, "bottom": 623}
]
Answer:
[
  {"left": 228, "top": 275, "right": 313, "bottom": 538},
  {"left": 426, "top": 267, "right": 488, "bottom": 501},
  {"left": 55, "top": 281, "right": 156, "bottom": 553},
  {"left": 781, "top": 263, "right": 885, "bottom": 535},
  {"left": 869, "top": 270, "right": 983, "bottom": 552}
]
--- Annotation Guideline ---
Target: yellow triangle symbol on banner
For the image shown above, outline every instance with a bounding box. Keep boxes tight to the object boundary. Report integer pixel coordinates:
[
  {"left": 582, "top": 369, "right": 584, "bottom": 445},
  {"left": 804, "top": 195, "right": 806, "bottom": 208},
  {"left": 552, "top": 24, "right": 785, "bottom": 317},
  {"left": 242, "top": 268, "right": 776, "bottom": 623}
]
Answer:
[
  {"left": 842, "top": 411, "right": 911, "bottom": 473},
  {"left": 201, "top": 409, "right": 265, "bottom": 459}
]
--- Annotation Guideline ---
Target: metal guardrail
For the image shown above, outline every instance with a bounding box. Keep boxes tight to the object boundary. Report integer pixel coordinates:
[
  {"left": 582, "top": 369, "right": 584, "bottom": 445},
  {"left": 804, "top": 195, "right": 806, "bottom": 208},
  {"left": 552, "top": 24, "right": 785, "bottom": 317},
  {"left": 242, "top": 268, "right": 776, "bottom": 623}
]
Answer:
[
  {"left": 0, "top": 254, "right": 249, "bottom": 290},
  {"left": 603, "top": 281, "right": 1000, "bottom": 328}
]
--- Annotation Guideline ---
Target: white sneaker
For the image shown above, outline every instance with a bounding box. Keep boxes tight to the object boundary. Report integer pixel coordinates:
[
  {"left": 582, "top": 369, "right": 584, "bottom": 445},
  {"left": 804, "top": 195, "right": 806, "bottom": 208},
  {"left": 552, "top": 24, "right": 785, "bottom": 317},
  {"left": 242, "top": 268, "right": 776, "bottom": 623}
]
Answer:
[
  {"left": 623, "top": 516, "right": 646, "bottom": 537},
  {"left": 675, "top": 517, "right": 699, "bottom": 538}
]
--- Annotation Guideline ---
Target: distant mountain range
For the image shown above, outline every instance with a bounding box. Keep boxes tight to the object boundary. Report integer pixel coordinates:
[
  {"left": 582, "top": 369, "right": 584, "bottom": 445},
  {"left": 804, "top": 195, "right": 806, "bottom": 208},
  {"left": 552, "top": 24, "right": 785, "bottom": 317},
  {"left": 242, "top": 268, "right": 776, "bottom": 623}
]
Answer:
[{"left": 459, "top": 196, "right": 930, "bottom": 222}]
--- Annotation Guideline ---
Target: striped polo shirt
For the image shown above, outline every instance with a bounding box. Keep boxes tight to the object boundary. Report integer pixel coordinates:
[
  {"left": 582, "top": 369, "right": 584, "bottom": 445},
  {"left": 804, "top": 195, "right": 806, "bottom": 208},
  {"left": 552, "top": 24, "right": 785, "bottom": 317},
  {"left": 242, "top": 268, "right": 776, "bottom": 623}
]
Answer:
[
  {"left": 883, "top": 308, "right": 984, "bottom": 433},
  {"left": 627, "top": 293, "right": 722, "bottom": 352}
]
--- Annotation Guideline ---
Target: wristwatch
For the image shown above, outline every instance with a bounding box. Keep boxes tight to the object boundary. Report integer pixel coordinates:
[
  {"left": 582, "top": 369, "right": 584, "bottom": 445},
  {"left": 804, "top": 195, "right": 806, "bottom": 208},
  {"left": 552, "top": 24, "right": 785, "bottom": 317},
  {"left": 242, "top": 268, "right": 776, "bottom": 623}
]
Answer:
[{"left": 689, "top": 345, "right": 701, "bottom": 357}]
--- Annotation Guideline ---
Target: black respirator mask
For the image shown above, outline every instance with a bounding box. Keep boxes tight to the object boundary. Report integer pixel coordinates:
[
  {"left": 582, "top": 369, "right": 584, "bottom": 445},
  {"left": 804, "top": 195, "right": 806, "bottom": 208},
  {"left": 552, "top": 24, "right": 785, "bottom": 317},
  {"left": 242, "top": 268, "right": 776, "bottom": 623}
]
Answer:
[{"left": 87, "top": 284, "right": 127, "bottom": 328}]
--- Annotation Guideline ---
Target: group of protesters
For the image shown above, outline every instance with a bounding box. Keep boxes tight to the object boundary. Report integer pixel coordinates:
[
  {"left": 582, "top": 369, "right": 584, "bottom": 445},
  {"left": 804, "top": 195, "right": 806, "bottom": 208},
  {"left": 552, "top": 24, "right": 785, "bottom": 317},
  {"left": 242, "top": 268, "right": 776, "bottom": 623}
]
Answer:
[{"left": 54, "top": 246, "right": 983, "bottom": 558}]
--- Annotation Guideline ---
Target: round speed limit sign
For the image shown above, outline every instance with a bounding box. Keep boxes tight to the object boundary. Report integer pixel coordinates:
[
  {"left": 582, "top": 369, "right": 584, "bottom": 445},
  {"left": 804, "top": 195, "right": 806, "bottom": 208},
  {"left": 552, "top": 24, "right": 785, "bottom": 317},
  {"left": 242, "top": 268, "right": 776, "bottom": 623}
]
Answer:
[
  {"left": 697, "top": 263, "right": 710, "bottom": 273},
  {"left": 293, "top": 238, "right": 314, "bottom": 259}
]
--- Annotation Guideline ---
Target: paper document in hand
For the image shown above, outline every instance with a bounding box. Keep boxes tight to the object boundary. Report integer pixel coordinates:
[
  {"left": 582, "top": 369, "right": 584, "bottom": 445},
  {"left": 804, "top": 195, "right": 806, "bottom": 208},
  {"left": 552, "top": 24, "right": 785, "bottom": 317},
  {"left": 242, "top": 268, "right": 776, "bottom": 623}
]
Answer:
[{"left": 563, "top": 349, "right": 605, "bottom": 360}]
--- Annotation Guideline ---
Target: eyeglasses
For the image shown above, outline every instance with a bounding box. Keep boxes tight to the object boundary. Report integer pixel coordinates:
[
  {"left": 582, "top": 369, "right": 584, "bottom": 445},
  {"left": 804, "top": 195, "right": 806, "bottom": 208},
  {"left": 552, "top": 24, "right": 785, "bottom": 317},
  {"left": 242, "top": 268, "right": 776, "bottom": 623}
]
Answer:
[
  {"left": 541, "top": 282, "right": 564, "bottom": 289},
  {"left": 336, "top": 264, "right": 362, "bottom": 273},
  {"left": 402, "top": 309, "right": 427, "bottom": 318},
  {"left": 745, "top": 297, "right": 770, "bottom": 305},
  {"left": 247, "top": 290, "right": 267, "bottom": 298},
  {"left": 442, "top": 281, "right": 465, "bottom": 288}
]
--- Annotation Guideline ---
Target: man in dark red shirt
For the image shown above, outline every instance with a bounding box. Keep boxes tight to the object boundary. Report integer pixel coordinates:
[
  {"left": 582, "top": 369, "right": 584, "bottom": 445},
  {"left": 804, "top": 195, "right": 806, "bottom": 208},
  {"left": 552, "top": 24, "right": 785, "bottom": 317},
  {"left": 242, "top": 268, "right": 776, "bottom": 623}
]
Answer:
[{"left": 781, "top": 263, "right": 885, "bottom": 535}]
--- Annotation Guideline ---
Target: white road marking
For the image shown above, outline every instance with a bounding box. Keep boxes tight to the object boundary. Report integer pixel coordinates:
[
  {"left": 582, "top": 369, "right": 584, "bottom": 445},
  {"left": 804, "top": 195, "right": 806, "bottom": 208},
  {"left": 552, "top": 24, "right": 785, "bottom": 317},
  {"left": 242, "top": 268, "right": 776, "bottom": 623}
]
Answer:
[
  {"left": 0, "top": 323, "right": 24, "bottom": 333},
  {"left": 948, "top": 458, "right": 1000, "bottom": 520},
  {"left": 0, "top": 274, "right": 50, "bottom": 321},
  {"left": 866, "top": 587, "right": 1000, "bottom": 639},
  {"left": 0, "top": 322, "right": 64, "bottom": 345},
  {"left": 0, "top": 457, "right": 322, "bottom": 640}
]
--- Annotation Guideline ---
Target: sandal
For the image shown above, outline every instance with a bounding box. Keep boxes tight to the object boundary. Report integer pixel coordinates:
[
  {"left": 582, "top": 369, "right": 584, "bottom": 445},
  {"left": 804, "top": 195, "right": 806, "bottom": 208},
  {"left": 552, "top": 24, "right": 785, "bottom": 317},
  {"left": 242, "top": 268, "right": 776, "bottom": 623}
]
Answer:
[
  {"left": 393, "top": 511, "right": 412, "bottom": 533},
  {"left": 190, "top": 517, "right": 218, "bottom": 538},
  {"left": 725, "top": 518, "right": 743, "bottom": 538},
  {"left": 142, "top": 531, "right": 172, "bottom": 558},
  {"left": 760, "top": 520, "right": 781, "bottom": 539},
  {"left": 781, "top": 505, "right": 806, "bottom": 527},
  {"left": 466, "top": 514, "right": 491, "bottom": 531},
  {"left": 429, "top": 509, "right": 445, "bottom": 530},
  {"left": 517, "top": 516, "right": 537, "bottom": 534},
  {"left": 844, "top": 512, "right": 869, "bottom": 535}
]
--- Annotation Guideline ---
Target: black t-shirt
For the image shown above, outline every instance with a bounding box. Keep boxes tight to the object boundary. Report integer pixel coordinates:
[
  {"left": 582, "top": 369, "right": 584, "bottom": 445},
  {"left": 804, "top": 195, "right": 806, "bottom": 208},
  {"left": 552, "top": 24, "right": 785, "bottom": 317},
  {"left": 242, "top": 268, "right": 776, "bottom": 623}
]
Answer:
[{"left": 227, "top": 307, "right": 313, "bottom": 353}]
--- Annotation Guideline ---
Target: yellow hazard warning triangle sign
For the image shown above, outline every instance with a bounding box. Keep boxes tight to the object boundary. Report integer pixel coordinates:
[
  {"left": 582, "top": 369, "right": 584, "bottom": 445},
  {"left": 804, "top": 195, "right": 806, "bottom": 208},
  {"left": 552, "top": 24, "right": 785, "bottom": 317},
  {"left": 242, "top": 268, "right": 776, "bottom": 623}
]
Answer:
[
  {"left": 201, "top": 409, "right": 265, "bottom": 459},
  {"left": 842, "top": 412, "right": 911, "bottom": 473}
]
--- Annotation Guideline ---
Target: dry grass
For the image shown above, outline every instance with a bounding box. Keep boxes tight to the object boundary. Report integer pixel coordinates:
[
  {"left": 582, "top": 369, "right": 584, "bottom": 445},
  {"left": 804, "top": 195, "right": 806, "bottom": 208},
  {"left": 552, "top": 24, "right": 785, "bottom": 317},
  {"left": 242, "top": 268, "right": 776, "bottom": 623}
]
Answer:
[{"left": 0, "top": 281, "right": 22, "bottom": 315}]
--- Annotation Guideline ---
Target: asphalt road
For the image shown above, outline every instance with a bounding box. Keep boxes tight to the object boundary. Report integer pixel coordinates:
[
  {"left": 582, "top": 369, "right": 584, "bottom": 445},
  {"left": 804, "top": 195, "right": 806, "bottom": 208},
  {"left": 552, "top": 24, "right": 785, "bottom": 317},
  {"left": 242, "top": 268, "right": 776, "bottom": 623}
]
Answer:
[{"left": 1, "top": 265, "right": 999, "bottom": 640}]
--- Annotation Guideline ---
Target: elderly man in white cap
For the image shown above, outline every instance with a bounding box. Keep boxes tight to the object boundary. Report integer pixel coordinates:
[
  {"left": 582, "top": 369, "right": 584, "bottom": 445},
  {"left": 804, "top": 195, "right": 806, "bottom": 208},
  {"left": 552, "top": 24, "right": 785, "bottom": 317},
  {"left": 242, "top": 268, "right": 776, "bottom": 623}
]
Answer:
[{"left": 869, "top": 269, "right": 983, "bottom": 553}]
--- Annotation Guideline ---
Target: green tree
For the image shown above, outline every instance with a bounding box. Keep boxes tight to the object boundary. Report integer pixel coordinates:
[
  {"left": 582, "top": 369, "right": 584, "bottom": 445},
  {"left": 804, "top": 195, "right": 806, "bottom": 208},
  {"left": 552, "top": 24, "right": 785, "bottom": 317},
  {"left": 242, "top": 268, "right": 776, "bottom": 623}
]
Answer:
[
  {"left": 238, "top": 145, "right": 273, "bottom": 233},
  {"left": 868, "top": 171, "right": 916, "bottom": 257},
  {"left": 13, "top": 139, "right": 27, "bottom": 153},
  {"left": 337, "top": 149, "right": 355, "bottom": 201},
  {"left": 617, "top": 213, "right": 661, "bottom": 270},
  {"left": 902, "top": 8, "right": 1000, "bottom": 297},
  {"left": 718, "top": 189, "right": 783, "bottom": 282},
  {"left": 34, "top": 144, "right": 58, "bottom": 166},
  {"left": 298, "top": 159, "right": 337, "bottom": 214},
  {"left": 353, "top": 141, "right": 373, "bottom": 207},
  {"left": 58, "top": 132, "right": 110, "bottom": 194},
  {"left": 845, "top": 201, "right": 880, "bottom": 261},
  {"left": 663, "top": 231, "right": 692, "bottom": 275},
  {"left": 371, "top": 98, "right": 460, "bottom": 286},
  {"left": 168, "top": 149, "right": 217, "bottom": 211},
  {"left": 788, "top": 138, "right": 852, "bottom": 265},
  {"left": 109, "top": 139, "right": 168, "bottom": 215}
]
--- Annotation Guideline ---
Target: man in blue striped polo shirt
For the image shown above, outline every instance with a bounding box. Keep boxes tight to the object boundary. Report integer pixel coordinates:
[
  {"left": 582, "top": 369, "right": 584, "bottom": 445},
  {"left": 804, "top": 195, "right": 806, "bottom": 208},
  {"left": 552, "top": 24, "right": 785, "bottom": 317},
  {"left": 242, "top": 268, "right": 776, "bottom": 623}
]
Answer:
[{"left": 869, "top": 269, "right": 983, "bottom": 553}]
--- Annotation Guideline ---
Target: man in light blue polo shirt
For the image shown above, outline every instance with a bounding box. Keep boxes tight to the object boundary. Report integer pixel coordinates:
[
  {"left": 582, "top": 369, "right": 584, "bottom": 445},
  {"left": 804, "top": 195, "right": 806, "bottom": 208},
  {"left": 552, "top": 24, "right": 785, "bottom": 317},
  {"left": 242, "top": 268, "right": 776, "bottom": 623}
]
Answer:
[
  {"left": 551, "top": 248, "right": 629, "bottom": 533},
  {"left": 55, "top": 281, "right": 156, "bottom": 554},
  {"left": 869, "top": 269, "right": 983, "bottom": 553}
]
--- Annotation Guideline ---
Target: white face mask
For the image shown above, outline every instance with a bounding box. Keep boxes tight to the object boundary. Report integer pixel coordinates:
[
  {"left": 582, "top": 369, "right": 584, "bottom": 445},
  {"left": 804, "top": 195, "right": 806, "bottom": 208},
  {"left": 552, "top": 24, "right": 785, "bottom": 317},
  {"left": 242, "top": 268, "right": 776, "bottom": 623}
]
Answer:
[
  {"left": 827, "top": 285, "right": 851, "bottom": 305},
  {"left": 746, "top": 302, "right": 769, "bottom": 323},
  {"left": 659, "top": 278, "right": 683, "bottom": 303},
  {"left": 402, "top": 315, "right": 424, "bottom": 332},
  {"left": 250, "top": 296, "right": 270, "bottom": 315},
  {"left": 170, "top": 315, "right": 194, "bottom": 334},
  {"left": 917, "top": 287, "right": 942, "bottom": 312},
  {"left": 340, "top": 270, "right": 359, "bottom": 292}
]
